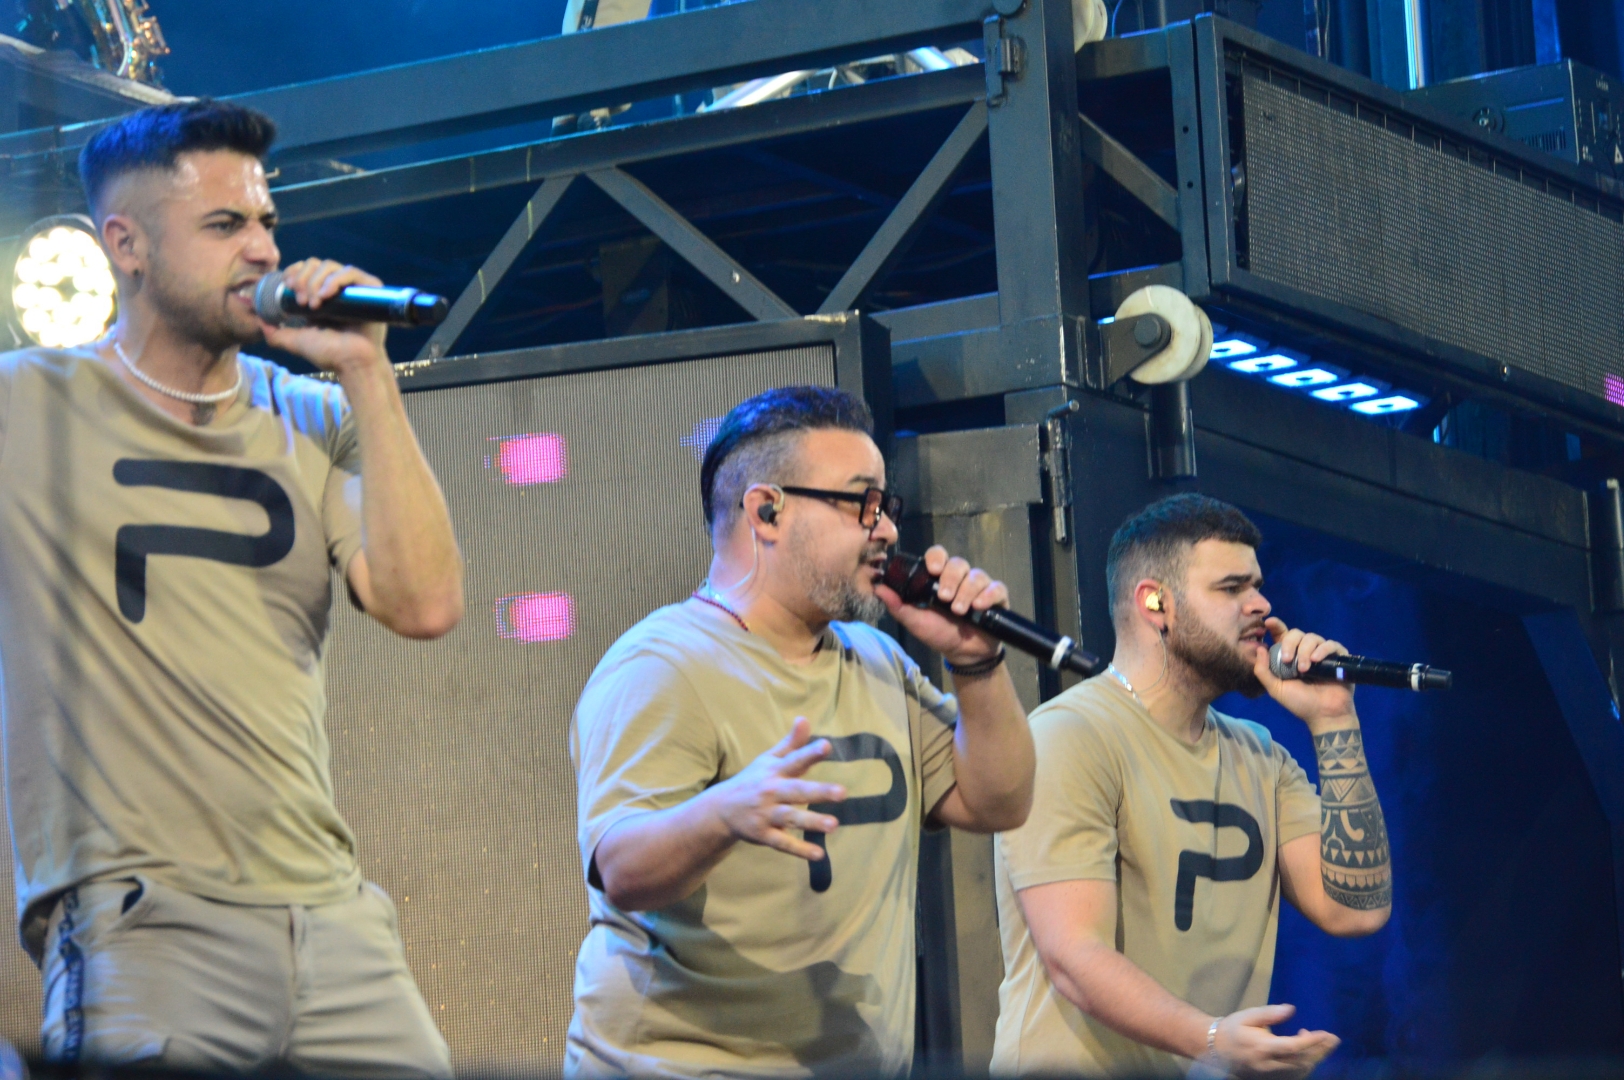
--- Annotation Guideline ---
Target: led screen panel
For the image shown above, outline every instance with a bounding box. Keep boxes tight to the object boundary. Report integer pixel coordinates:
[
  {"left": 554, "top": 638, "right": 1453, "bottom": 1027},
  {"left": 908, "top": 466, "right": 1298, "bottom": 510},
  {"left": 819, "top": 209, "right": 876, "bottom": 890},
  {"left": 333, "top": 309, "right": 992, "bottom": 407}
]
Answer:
[{"left": 1237, "top": 68, "right": 1624, "bottom": 413}]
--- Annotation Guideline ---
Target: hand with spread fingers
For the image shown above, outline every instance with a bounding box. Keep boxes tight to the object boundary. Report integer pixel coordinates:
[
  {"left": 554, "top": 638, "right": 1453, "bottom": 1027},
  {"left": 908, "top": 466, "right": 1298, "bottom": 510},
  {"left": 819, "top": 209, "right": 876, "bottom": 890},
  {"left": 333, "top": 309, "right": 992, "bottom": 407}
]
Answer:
[
  {"left": 709, "top": 716, "right": 847, "bottom": 861},
  {"left": 1253, "top": 616, "right": 1358, "bottom": 732},
  {"left": 875, "top": 544, "right": 1009, "bottom": 666},
  {"left": 1213, "top": 1005, "right": 1340, "bottom": 1080},
  {"left": 258, "top": 257, "right": 389, "bottom": 375}
]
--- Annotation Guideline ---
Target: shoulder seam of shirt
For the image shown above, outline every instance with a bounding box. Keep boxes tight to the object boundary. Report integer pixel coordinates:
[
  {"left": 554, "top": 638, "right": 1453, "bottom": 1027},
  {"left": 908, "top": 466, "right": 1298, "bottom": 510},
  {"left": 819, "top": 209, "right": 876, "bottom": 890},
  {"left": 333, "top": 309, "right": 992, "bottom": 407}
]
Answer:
[{"left": 611, "top": 619, "right": 726, "bottom": 754}]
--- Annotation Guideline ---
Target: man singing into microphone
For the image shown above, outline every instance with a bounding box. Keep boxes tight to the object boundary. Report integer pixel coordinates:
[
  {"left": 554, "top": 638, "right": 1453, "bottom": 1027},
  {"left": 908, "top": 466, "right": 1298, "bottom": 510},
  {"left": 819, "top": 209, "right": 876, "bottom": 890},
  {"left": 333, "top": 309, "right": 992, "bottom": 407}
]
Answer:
[
  {"left": 992, "top": 494, "right": 1392, "bottom": 1078},
  {"left": 0, "top": 101, "right": 462, "bottom": 1073},
  {"left": 567, "top": 386, "right": 1035, "bottom": 1077}
]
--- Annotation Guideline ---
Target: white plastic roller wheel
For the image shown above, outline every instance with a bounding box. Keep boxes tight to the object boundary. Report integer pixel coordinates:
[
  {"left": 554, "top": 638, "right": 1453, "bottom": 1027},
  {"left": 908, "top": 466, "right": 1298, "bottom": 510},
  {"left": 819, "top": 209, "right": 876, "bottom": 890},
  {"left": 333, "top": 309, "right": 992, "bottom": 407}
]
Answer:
[{"left": 1113, "top": 285, "right": 1212, "bottom": 384}]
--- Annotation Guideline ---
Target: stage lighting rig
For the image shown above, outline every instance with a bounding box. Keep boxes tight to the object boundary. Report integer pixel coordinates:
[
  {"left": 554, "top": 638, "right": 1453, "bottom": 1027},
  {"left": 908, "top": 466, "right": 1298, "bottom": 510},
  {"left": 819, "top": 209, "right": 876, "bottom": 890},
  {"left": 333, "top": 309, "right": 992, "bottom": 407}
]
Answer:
[
  {"left": 10, "top": 216, "right": 117, "bottom": 350},
  {"left": 13, "top": 0, "right": 170, "bottom": 85}
]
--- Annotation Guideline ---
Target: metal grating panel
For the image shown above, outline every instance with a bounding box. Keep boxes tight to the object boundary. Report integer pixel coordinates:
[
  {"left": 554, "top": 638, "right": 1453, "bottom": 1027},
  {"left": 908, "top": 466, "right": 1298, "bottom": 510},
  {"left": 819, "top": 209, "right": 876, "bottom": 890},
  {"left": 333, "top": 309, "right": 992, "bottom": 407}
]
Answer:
[
  {"left": 325, "top": 345, "right": 834, "bottom": 1077},
  {"left": 1241, "top": 74, "right": 1624, "bottom": 406},
  {"left": 0, "top": 839, "right": 38, "bottom": 1054}
]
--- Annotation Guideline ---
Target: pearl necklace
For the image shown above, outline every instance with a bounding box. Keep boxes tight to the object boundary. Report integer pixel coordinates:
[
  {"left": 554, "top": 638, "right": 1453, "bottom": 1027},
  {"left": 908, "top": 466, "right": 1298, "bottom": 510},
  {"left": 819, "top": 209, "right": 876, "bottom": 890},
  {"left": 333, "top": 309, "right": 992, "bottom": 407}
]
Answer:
[{"left": 113, "top": 339, "right": 242, "bottom": 405}]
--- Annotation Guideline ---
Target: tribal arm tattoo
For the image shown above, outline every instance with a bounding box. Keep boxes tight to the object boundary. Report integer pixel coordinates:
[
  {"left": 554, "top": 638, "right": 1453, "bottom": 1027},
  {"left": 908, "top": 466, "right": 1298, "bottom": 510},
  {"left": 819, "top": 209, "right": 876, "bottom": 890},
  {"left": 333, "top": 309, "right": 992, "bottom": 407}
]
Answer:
[{"left": 1313, "top": 727, "right": 1392, "bottom": 910}]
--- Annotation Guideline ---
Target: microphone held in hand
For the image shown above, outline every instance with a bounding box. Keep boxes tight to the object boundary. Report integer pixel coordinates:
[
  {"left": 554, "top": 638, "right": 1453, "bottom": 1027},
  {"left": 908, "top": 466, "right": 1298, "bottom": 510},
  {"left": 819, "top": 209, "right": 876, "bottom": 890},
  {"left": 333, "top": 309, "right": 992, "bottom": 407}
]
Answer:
[
  {"left": 253, "top": 271, "right": 450, "bottom": 328},
  {"left": 1267, "top": 642, "right": 1452, "bottom": 691},
  {"left": 881, "top": 550, "right": 1101, "bottom": 677}
]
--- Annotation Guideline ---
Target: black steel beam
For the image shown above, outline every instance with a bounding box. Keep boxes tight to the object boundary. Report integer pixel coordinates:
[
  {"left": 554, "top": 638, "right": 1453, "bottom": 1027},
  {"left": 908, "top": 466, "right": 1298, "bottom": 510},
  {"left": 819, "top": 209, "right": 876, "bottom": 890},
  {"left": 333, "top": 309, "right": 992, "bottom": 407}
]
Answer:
[
  {"left": 241, "top": 0, "right": 997, "bottom": 162},
  {"left": 872, "top": 292, "right": 999, "bottom": 341},
  {"left": 417, "top": 173, "right": 579, "bottom": 361},
  {"left": 269, "top": 66, "right": 985, "bottom": 226},
  {"left": 1077, "top": 111, "right": 1179, "bottom": 230},
  {"left": 818, "top": 101, "right": 988, "bottom": 314},
  {"left": 1075, "top": 30, "right": 1170, "bottom": 81},
  {"left": 587, "top": 166, "right": 798, "bottom": 321}
]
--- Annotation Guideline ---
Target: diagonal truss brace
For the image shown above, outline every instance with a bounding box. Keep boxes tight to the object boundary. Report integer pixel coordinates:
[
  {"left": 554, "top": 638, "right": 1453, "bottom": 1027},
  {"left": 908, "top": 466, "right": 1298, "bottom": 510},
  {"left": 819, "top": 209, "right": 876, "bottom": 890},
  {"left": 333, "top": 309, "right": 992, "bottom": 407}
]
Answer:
[
  {"left": 587, "top": 166, "right": 798, "bottom": 322},
  {"left": 817, "top": 100, "right": 989, "bottom": 316},
  {"left": 417, "top": 173, "right": 580, "bottom": 360},
  {"left": 1077, "top": 111, "right": 1180, "bottom": 230}
]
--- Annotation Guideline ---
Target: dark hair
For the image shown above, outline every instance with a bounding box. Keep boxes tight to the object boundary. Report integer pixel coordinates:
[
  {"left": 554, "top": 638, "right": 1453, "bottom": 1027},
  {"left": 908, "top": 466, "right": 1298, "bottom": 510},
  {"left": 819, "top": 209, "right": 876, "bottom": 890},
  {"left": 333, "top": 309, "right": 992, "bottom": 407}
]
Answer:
[
  {"left": 1105, "top": 494, "right": 1263, "bottom": 619},
  {"left": 79, "top": 100, "right": 278, "bottom": 216},
  {"left": 699, "top": 386, "right": 874, "bottom": 532}
]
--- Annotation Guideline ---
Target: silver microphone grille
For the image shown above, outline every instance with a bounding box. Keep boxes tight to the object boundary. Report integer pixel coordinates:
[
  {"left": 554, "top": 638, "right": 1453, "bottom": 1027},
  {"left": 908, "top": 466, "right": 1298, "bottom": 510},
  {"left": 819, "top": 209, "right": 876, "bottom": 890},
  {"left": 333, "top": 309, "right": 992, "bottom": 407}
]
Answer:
[
  {"left": 1267, "top": 641, "right": 1298, "bottom": 681},
  {"left": 252, "top": 271, "right": 287, "bottom": 323}
]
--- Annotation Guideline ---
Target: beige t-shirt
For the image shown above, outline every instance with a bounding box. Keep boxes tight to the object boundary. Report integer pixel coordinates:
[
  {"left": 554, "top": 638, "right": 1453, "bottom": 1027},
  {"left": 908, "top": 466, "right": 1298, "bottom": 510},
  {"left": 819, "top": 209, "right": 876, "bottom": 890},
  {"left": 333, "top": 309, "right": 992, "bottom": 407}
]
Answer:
[
  {"left": 992, "top": 678, "right": 1321, "bottom": 1077},
  {"left": 0, "top": 347, "right": 366, "bottom": 959},
  {"left": 567, "top": 600, "right": 960, "bottom": 1079}
]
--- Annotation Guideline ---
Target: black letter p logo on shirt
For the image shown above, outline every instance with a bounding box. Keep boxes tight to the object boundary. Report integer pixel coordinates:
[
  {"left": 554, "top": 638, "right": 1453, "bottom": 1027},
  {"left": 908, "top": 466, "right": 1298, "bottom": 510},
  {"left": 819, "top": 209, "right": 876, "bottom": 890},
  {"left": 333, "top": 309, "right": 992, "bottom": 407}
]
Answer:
[
  {"left": 805, "top": 733, "right": 907, "bottom": 894},
  {"left": 113, "top": 461, "right": 296, "bottom": 623},
  {"left": 1170, "top": 799, "right": 1264, "bottom": 931}
]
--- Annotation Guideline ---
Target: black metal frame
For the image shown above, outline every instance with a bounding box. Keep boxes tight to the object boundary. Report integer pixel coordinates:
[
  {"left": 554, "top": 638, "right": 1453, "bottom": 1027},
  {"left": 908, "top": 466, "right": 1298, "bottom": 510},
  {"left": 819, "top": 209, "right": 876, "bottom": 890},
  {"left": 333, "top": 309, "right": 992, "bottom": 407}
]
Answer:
[{"left": 391, "top": 310, "right": 891, "bottom": 435}]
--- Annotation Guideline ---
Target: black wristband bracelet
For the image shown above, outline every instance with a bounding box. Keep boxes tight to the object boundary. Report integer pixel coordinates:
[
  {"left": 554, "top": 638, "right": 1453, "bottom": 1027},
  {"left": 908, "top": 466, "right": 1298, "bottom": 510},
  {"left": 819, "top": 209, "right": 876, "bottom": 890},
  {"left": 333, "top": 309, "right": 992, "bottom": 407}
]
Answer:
[{"left": 944, "top": 647, "right": 1007, "bottom": 678}]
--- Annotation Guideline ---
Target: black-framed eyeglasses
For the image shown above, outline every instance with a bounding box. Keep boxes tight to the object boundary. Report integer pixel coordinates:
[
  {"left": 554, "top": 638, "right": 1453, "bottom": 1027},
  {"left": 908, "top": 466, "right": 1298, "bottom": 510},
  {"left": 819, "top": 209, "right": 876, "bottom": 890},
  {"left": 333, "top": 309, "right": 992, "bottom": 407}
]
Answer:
[{"left": 778, "top": 485, "right": 904, "bottom": 529}]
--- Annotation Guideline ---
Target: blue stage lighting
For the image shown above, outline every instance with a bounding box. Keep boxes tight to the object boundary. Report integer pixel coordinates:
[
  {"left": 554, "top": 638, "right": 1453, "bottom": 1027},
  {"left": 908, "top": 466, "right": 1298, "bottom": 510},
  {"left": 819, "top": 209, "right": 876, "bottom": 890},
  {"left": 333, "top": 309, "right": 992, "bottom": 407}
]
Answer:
[
  {"left": 1351, "top": 394, "right": 1424, "bottom": 415},
  {"left": 1269, "top": 368, "right": 1342, "bottom": 388},
  {"left": 1211, "top": 336, "right": 1264, "bottom": 360},
  {"left": 1311, "top": 382, "right": 1383, "bottom": 402},
  {"left": 1230, "top": 353, "right": 1301, "bottom": 374}
]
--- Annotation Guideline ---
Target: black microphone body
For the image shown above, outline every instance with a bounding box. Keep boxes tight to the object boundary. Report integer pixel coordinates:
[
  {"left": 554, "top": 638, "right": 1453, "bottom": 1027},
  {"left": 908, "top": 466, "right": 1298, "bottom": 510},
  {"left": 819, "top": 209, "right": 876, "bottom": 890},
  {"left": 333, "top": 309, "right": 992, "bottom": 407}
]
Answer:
[
  {"left": 881, "top": 551, "right": 1101, "bottom": 677},
  {"left": 253, "top": 271, "right": 450, "bottom": 327},
  {"left": 1267, "top": 642, "right": 1452, "bottom": 691}
]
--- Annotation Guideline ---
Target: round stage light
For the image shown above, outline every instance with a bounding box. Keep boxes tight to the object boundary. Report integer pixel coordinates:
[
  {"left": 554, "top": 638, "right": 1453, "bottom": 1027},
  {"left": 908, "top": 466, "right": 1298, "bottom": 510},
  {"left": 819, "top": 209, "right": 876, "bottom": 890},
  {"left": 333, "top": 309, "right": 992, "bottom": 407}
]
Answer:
[{"left": 10, "top": 216, "right": 117, "bottom": 349}]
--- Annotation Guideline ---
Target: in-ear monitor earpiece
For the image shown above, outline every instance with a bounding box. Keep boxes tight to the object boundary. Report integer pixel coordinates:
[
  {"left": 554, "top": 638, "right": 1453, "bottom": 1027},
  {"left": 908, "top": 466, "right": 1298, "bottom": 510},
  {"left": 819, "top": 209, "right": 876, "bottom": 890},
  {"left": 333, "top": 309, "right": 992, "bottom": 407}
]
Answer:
[
  {"left": 1145, "top": 591, "right": 1163, "bottom": 613},
  {"left": 753, "top": 484, "right": 786, "bottom": 526}
]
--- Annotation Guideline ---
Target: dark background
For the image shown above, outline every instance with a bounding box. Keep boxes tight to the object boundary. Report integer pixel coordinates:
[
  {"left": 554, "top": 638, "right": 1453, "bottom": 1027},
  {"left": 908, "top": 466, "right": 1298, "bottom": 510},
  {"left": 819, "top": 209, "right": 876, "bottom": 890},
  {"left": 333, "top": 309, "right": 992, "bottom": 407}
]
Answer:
[{"left": 1216, "top": 525, "right": 1624, "bottom": 1066}]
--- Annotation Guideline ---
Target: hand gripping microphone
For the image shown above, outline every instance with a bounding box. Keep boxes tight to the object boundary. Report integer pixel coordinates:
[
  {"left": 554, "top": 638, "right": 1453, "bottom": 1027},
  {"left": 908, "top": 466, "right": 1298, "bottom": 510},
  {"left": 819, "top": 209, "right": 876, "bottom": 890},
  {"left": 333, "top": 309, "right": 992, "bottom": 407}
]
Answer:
[
  {"left": 1268, "top": 642, "right": 1453, "bottom": 691},
  {"left": 881, "top": 550, "right": 1101, "bottom": 677},
  {"left": 253, "top": 271, "right": 450, "bottom": 327}
]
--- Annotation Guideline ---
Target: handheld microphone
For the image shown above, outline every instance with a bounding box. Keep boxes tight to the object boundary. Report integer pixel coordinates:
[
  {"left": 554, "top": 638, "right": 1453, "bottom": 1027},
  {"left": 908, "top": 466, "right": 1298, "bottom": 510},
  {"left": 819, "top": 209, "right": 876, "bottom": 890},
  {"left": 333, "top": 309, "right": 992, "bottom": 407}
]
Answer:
[
  {"left": 1268, "top": 642, "right": 1452, "bottom": 691},
  {"left": 881, "top": 550, "right": 1101, "bottom": 677},
  {"left": 253, "top": 271, "right": 450, "bottom": 328}
]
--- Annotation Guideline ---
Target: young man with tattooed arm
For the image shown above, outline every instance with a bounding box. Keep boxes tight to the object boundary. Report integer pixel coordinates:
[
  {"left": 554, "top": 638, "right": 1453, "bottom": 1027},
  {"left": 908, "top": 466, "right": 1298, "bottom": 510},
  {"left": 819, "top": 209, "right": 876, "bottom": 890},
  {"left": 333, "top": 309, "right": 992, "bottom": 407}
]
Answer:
[{"left": 992, "top": 494, "right": 1391, "bottom": 1079}]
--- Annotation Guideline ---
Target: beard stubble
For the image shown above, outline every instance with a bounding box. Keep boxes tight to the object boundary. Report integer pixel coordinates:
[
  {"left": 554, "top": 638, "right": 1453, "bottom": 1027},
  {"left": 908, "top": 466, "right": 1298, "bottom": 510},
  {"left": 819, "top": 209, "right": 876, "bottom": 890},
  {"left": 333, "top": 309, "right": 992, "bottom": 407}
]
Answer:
[
  {"left": 1166, "top": 605, "right": 1265, "bottom": 698},
  {"left": 788, "top": 522, "right": 889, "bottom": 625}
]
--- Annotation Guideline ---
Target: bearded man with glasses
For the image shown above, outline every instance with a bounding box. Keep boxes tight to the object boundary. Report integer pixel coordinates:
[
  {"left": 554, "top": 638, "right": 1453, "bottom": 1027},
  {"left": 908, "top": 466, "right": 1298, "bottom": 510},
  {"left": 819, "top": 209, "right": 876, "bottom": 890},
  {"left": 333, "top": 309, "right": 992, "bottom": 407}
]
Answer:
[{"left": 566, "top": 385, "right": 1035, "bottom": 1078}]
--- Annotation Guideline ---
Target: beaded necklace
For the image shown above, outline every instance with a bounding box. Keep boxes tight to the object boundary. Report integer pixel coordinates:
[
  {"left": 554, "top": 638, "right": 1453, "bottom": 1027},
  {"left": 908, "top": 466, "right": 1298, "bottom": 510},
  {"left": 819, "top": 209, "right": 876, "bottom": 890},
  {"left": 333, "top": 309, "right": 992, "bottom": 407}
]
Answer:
[{"left": 690, "top": 589, "right": 750, "bottom": 633}]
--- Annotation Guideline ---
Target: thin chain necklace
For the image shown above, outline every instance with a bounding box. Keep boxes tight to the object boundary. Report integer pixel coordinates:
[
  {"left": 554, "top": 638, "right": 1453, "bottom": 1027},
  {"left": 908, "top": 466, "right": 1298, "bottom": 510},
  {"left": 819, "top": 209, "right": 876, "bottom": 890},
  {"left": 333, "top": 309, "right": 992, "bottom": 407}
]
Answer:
[
  {"left": 1106, "top": 663, "right": 1145, "bottom": 707},
  {"left": 691, "top": 587, "right": 750, "bottom": 633},
  {"left": 112, "top": 338, "right": 242, "bottom": 405},
  {"left": 1110, "top": 660, "right": 1215, "bottom": 748}
]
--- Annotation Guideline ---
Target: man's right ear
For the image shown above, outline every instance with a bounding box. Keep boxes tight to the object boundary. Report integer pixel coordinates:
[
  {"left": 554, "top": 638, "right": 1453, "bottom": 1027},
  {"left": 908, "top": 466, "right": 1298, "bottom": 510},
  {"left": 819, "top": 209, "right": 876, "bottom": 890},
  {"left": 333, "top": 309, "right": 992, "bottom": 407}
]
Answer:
[
  {"left": 741, "top": 484, "right": 786, "bottom": 530},
  {"left": 99, "top": 215, "right": 143, "bottom": 278},
  {"left": 1134, "top": 581, "right": 1169, "bottom": 633}
]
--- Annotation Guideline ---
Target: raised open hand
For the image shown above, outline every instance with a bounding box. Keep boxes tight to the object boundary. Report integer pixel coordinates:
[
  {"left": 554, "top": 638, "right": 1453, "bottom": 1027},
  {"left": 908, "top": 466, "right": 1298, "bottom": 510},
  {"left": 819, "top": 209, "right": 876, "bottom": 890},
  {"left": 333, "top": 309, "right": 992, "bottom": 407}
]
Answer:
[{"left": 711, "top": 717, "right": 847, "bottom": 861}]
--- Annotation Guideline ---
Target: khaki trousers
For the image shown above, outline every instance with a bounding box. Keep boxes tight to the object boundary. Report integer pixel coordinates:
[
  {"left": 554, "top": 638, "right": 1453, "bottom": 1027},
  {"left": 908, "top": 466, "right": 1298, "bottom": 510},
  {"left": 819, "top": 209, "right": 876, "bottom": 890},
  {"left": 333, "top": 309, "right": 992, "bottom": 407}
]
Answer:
[{"left": 40, "top": 876, "right": 452, "bottom": 1078}]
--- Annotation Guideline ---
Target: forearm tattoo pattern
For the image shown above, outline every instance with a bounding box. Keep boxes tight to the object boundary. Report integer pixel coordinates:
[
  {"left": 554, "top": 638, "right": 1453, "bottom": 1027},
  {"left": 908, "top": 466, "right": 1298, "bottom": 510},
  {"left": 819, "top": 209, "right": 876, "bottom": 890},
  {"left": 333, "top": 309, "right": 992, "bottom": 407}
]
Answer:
[{"left": 1313, "top": 728, "right": 1392, "bottom": 910}]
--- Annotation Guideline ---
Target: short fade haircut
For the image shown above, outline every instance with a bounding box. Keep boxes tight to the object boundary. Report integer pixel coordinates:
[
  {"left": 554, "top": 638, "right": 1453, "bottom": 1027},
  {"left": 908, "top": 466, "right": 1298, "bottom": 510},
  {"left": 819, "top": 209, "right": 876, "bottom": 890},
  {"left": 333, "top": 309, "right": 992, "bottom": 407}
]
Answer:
[
  {"left": 1105, "top": 494, "right": 1263, "bottom": 619},
  {"left": 79, "top": 100, "right": 278, "bottom": 218},
  {"left": 700, "top": 386, "right": 874, "bottom": 535}
]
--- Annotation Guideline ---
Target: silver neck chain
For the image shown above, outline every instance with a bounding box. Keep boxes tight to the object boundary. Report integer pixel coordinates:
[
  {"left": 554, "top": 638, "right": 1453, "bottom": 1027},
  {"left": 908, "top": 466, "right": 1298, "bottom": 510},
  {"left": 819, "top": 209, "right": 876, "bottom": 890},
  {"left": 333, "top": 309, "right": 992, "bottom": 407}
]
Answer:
[
  {"left": 1106, "top": 663, "right": 1145, "bottom": 706},
  {"left": 112, "top": 339, "right": 242, "bottom": 405}
]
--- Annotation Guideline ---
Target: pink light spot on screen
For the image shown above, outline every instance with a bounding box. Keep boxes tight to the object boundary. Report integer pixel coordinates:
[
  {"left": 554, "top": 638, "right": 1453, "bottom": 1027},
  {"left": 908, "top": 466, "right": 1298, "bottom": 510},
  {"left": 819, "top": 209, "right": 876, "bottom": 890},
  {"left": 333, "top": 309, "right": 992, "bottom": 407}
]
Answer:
[
  {"left": 1607, "top": 375, "right": 1624, "bottom": 408},
  {"left": 491, "top": 433, "right": 567, "bottom": 486},
  {"left": 496, "top": 592, "right": 576, "bottom": 643}
]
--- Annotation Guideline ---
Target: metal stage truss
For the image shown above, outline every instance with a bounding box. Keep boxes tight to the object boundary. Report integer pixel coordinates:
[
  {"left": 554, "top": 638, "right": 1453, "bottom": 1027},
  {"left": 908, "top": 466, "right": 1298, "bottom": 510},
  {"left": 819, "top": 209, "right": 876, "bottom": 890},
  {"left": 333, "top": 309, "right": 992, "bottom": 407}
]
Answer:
[{"left": 2, "top": 0, "right": 1624, "bottom": 1062}]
